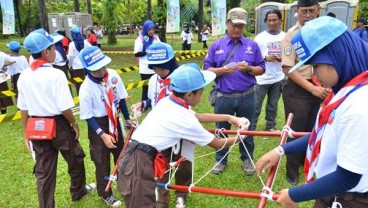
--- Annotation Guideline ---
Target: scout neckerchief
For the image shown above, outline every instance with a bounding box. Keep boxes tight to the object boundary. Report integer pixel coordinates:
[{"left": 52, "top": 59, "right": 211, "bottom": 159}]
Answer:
[
  {"left": 31, "top": 59, "right": 50, "bottom": 70},
  {"left": 154, "top": 94, "right": 189, "bottom": 179},
  {"left": 156, "top": 77, "right": 172, "bottom": 104},
  {"left": 304, "top": 71, "right": 368, "bottom": 183},
  {"left": 101, "top": 71, "right": 119, "bottom": 141}
]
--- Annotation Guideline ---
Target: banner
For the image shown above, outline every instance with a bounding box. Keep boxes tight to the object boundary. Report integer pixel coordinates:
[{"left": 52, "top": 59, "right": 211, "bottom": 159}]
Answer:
[
  {"left": 0, "top": 0, "right": 15, "bottom": 34},
  {"left": 211, "top": 0, "right": 226, "bottom": 36},
  {"left": 166, "top": 0, "right": 180, "bottom": 33}
]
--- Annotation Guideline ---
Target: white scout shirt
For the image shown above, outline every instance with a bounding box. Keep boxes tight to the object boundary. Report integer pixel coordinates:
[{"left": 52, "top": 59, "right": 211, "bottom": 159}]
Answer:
[
  {"left": 17, "top": 64, "right": 74, "bottom": 116},
  {"left": 132, "top": 96, "right": 214, "bottom": 151},
  {"left": 315, "top": 85, "right": 368, "bottom": 193},
  {"left": 68, "top": 40, "right": 92, "bottom": 70},
  {"left": 79, "top": 68, "right": 128, "bottom": 119}
]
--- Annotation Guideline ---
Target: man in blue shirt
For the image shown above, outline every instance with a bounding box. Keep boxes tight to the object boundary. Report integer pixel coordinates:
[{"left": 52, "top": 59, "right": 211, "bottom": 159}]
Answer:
[
  {"left": 353, "top": 17, "right": 367, "bottom": 42},
  {"left": 204, "top": 7, "right": 265, "bottom": 176}
]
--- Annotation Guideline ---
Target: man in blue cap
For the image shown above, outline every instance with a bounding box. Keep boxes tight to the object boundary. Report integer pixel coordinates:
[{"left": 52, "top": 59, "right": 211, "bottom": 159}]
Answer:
[
  {"left": 17, "top": 29, "right": 95, "bottom": 207},
  {"left": 6, "top": 41, "right": 28, "bottom": 97},
  {"left": 281, "top": 0, "right": 331, "bottom": 185}
]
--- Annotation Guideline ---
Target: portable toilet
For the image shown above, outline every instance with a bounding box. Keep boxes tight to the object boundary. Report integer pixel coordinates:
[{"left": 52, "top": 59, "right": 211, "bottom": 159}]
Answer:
[
  {"left": 48, "top": 13, "right": 66, "bottom": 33},
  {"left": 255, "top": 2, "right": 286, "bottom": 34},
  {"left": 284, "top": 1, "right": 299, "bottom": 32},
  {"left": 319, "top": 0, "right": 359, "bottom": 30},
  {"left": 64, "top": 12, "right": 92, "bottom": 38}
]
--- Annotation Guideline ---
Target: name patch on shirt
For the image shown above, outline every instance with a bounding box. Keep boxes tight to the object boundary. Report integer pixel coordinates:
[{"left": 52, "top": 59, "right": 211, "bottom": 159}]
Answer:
[{"left": 245, "top": 46, "right": 253, "bottom": 54}]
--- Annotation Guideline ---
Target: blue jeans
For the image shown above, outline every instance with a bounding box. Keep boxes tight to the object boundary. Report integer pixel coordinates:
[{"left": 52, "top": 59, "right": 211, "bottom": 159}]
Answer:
[
  {"left": 253, "top": 80, "right": 283, "bottom": 130},
  {"left": 214, "top": 89, "right": 256, "bottom": 165}
]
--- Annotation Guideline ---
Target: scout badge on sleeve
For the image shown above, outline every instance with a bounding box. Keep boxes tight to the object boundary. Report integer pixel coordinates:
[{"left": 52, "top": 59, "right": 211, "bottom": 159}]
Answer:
[{"left": 25, "top": 118, "right": 56, "bottom": 140}]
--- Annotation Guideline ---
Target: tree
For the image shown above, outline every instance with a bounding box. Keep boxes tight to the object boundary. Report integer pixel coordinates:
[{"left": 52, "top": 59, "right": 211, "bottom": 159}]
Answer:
[
  {"left": 153, "top": 0, "right": 166, "bottom": 42},
  {"left": 86, "top": 0, "right": 92, "bottom": 14},
  {"left": 102, "top": 0, "right": 122, "bottom": 44},
  {"left": 197, "top": 0, "right": 203, "bottom": 42},
  {"left": 147, "top": 0, "right": 152, "bottom": 20},
  {"left": 37, "top": 0, "right": 48, "bottom": 30},
  {"left": 14, "top": 0, "right": 24, "bottom": 36},
  {"left": 74, "top": 0, "right": 80, "bottom": 12}
]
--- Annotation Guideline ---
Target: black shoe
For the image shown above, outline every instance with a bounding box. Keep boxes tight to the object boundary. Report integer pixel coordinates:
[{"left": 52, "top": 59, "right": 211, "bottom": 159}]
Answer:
[{"left": 287, "top": 177, "right": 298, "bottom": 185}]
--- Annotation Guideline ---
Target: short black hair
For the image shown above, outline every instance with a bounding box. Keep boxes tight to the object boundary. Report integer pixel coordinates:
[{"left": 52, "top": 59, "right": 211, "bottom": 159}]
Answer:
[
  {"left": 172, "top": 89, "right": 200, "bottom": 99},
  {"left": 264, "top": 9, "right": 282, "bottom": 23},
  {"left": 31, "top": 45, "right": 53, "bottom": 60}
]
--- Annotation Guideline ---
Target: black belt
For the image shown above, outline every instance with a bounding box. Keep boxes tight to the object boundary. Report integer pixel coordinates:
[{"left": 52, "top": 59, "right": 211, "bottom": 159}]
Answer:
[
  {"left": 131, "top": 140, "right": 157, "bottom": 160},
  {"left": 29, "top": 115, "right": 61, "bottom": 119},
  {"left": 352, "top": 191, "right": 368, "bottom": 198},
  {"left": 120, "top": 140, "right": 157, "bottom": 173},
  {"left": 217, "top": 85, "right": 255, "bottom": 98}
]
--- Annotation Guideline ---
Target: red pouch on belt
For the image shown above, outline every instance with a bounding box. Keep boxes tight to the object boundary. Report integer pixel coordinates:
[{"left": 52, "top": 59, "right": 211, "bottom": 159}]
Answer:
[
  {"left": 26, "top": 118, "right": 56, "bottom": 140},
  {"left": 154, "top": 152, "right": 169, "bottom": 179}
]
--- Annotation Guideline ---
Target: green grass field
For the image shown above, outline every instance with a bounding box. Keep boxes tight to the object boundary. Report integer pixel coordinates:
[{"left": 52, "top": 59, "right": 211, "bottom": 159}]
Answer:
[{"left": 0, "top": 34, "right": 313, "bottom": 207}]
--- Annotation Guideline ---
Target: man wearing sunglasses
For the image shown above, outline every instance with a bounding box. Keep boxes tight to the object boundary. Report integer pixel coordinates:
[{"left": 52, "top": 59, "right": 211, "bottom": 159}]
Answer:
[{"left": 281, "top": 0, "right": 331, "bottom": 185}]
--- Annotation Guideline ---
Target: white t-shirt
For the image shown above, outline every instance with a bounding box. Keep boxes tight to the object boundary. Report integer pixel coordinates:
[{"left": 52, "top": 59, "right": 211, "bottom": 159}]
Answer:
[
  {"left": 95, "top": 29, "right": 103, "bottom": 44},
  {"left": 201, "top": 29, "right": 209, "bottom": 41},
  {"left": 132, "top": 97, "right": 214, "bottom": 151},
  {"left": 147, "top": 74, "right": 172, "bottom": 108},
  {"left": 6, "top": 55, "right": 28, "bottom": 76},
  {"left": 315, "top": 85, "right": 368, "bottom": 193},
  {"left": 79, "top": 69, "right": 128, "bottom": 119},
  {"left": 180, "top": 31, "right": 193, "bottom": 44},
  {"left": 134, "top": 36, "right": 161, "bottom": 74},
  {"left": 17, "top": 64, "right": 74, "bottom": 116},
  {"left": 68, "top": 40, "right": 92, "bottom": 70},
  {"left": 254, "top": 30, "right": 286, "bottom": 85}
]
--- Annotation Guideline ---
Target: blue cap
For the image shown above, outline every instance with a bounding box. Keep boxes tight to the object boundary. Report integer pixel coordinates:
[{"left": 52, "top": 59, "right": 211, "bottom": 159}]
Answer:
[
  {"left": 145, "top": 42, "right": 175, "bottom": 64},
  {"left": 24, "top": 28, "right": 63, "bottom": 54},
  {"left": 289, "top": 16, "right": 348, "bottom": 73},
  {"left": 70, "top": 25, "right": 81, "bottom": 34},
  {"left": 79, "top": 46, "right": 111, "bottom": 71},
  {"left": 7, "top": 41, "right": 21, "bottom": 51},
  {"left": 169, "top": 63, "right": 216, "bottom": 92}
]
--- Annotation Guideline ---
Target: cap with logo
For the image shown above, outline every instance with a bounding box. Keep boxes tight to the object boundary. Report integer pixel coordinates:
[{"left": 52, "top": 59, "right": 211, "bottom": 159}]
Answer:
[
  {"left": 24, "top": 28, "right": 63, "bottom": 54},
  {"left": 145, "top": 42, "right": 175, "bottom": 65},
  {"left": 289, "top": 16, "right": 348, "bottom": 73},
  {"left": 7, "top": 41, "right": 21, "bottom": 51},
  {"left": 227, "top": 8, "right": 248, "bottom": 25},
  {"left": 169, "top": 63, "right": 216, "bottom": 92},
  {"left": 79, "top": 46, "right": 111, "bottom": 71},
  {"left": 297, "top": 0, "right": 319, "bottom": 7}
]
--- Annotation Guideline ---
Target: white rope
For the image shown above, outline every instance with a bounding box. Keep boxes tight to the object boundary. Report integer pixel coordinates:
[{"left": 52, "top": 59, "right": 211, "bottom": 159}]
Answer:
[
  {"left": 129, "top": 107, "right": 141, "bottom": 125},
  {"left": 194, "top": 128, "right": 228, "bottom": 159},
  {"left": 172, "top": 141, "right": 180, "bottom": 155},
  {"left": 260, "top": 186, "right": 274, "bottom": 201},
  {"left": 191, "top": 130, "right": 239, "bottom": 186},
  {"left": 237, "top": 130, "right": 266, "bottom": 188},
  {"left": 281, "top": 125, "right": 295, "bottom": 138}
]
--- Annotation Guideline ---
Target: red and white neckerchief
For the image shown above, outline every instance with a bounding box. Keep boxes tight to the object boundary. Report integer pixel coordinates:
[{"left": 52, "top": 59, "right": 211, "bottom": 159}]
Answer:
[
  {"left": 102, "top": 71, "right": 119, "bottom": 141},
  {"left": 156, "top": 77, "right": 172, "bottom": 104},
  {"left": 169, "top": 94, "right": 189, "bottom": 109},
  {"left": 304, "top": 71, "right": 368, "bottom": 183},
  {"left": 31, "top": 59, "right": 50, "bottom": 70}
]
